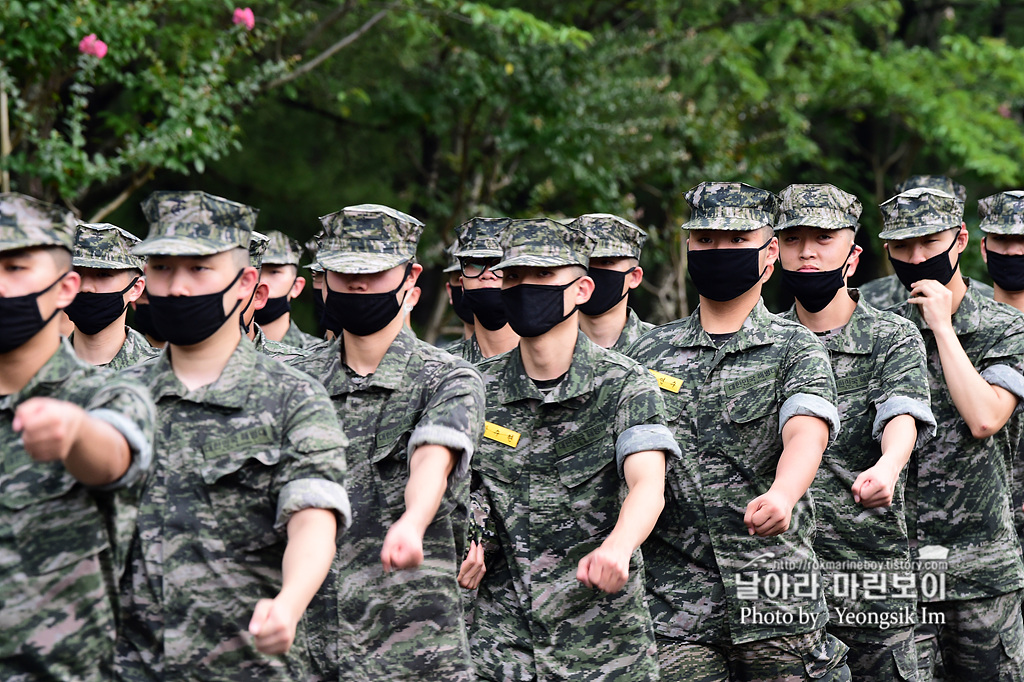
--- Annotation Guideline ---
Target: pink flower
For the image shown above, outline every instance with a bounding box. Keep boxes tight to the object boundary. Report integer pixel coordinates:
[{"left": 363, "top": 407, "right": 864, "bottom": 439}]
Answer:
[
  {"left": 78, "top": 33, "right": 108, "bottom": 59},
  {"left": 232, "top": 7, "right": 255, "bottom": 31}
]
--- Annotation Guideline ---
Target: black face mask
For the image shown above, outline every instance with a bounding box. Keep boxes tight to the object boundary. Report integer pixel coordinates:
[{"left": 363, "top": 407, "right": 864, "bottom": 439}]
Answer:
[
  {"left": 501, "top": 279, "right": 580, "bottom": 338},
  {"left": 65, "top": 277, "right": 139, "bottom": 336},
  {"left": 132, "top": 303, "right": 166, "bottom": 343},
  {"left": 687, "top": 239, "right": 772, "bottom": 302},
  {"left": 986, "top": 249, "right": 1024, "bottom": 292},
  {"left": 322, "top": 265, "right": 410, "bottom": 337},
  {"left": 238, "top": 285, "right": 259, "bottom": 335},
  {"left": 147, "top": 269, "right": 245, "bottom": 346},
  {"left": 780, "top": 246, "right": 854, "bottom": 314},
  {"left": 254, "top": 295, "right": 292, "bottom": 325},
  {"left": 579, "top": 267, "right": 635, "bottom": 316},
  {"left": 889, "top": 231, "right": 960, "bottom": 290},
  {"left": 0, "top": 273, "right": 67, "bottom": 354},
  {"left": 450, "top": 285, "right": 475, "bottom": 325},
  {"left": 312, "top": 287, "right": 326, "bottom": 334},
  {"left": 463, "top": 287, "right": 508, "bottom": 331}
]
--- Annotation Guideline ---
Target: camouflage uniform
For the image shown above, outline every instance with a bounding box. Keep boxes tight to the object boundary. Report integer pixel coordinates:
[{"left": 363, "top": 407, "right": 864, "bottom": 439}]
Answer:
[
  {"left": 115, "top": 191, "right": 351, "bottom": 682},
  {"left": 776, "top": 184, "right": 936, "bottom": 680},
  {"left": 627, "top": 182, "right": 850, "bottom": 681},
  {"left": 977, "top": 192, "right": 1024, "bottom": 556},
  {"left": 860, "top": 176, "right": 994, "bottom": 310},
  {"left": 613, "top": 308, "right": 654, "bottom": 351},
  {"left": 69, "top": 223, "right": 160, "bottom": 370},
  {"left": 261, "top": 230, "right": 323, "bottom": 348},
  {"left": 882, "top": 188, "right": 1024, "bottom": 681},
  {"left": 292, "top": 204, "right": 484, "bottom": 681},
  {"left": 468, "top": 218, "right": 679, "bottom": 681},
  {"left": 0, "top": 194, "right": 155, "bottom": 682}
]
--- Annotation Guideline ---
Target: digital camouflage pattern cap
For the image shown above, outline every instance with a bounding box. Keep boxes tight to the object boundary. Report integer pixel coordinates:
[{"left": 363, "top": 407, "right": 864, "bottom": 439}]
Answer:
[
  {"left": 443, "top": 240, "right": 461, "bottom": 273},
  {"left": 0, "top": 192, "right": 77, "bottom": 253},
  {"left": 454, "top": 217, "right": 510, "bottom": 260},
  {"left": 776, "top": 184, "right": 862, "bottom": 232},
  {"left": 979, "top": 191, "right": 1024, "bottom": 235},
  {"left": 317, "top": 203, "right": 423, "bottom": 274},
  {"left": 879, "top": 188, "right": 964, "bottom": 240},
  {"left": 683, "top": 182, "right": 779, "bottom": 231},
  {"left": 492, "top": 218, "right": 595, "bottom": 270},
  {"left": 261, "top": 230, "right": 302, "bottom": 266},
  {"left": 248, "top": 231, "right": 270, "bottom": 268},
  {"left": 571, "top": 213, "right": 647, "bottom": 259},
  {"left": 895, "top": 175, "right": 967, "bottom": 203},
  {"left": 135, "top": 190, "right": 257, "bottom": 257},
  {"left": 73, "top": 223, "right": 145, "bottom": 270}
]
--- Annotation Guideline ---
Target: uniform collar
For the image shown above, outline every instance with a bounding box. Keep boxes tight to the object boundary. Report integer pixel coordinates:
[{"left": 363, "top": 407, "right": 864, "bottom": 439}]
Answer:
[
  {"left": 324, "top": 325, "right": 416, "bottom": 395},
  {"left": 147, "top": 336, "right": 255, "bottom": 409},
  {"left": 901, "top": 276, "right": 984, "bottom": 336},
  {"left": 496, "top": 331, "right": 597, "bottom": 406},
  {"left": 676, "top": 298, "right": 777, "bottom": 352}
]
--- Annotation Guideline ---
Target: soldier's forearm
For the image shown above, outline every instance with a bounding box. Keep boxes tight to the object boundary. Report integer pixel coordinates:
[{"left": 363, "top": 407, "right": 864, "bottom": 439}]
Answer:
[
  {"left": 605, "top": 452, "right": 666, "bottom": 555},
  {"left": 773, "top": 415, "right": 828, "bottom": 507},
  {"left": 403, "top": 444, "right": 456, "bottom": 535},
  {"left": 277, "top": 508, "right": 338, "bottom": 621},
  {"left": 66, "top": 412, "right": 132, "bottom": 486},
  {"left": 877, "top": 413, "right": 917, "bottom": 476}
]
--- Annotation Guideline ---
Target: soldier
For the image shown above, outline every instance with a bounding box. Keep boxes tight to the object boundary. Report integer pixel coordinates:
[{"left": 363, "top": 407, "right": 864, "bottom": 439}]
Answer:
[
  {"left": 627, "top": 182, "right": 850, "bottom": 681},
  {"left": 444, "top": 239, "right": 476, "bottom": 342},
  {"left": 880, "top": 187, "right": 1024, "bottom": 680},
  {"left": 860, "top": 176, "right": 993, "bottom": 309},
  {"left": 255, "top": 230, "right": 322, "bottom": 348},
  {"left": 447, "top": 217, "right": 519, "bottom": 363},
  {"left": 115, "top": 191, "right": 350, "bottom": 681},
  {"left": 289, "top": 203, "right": 484, "bottom": 681},
  {"left": 459, "top": 217, "right": 679, "bottom": 681},
  {"left": 775, "top": 183, "right": 936, "bottom": 680},
  {"left": 573, "top": 213, "right": 654, "bottom": 351},
  {"left": 65, "top": 223, "right": 159, "bottom": 370},
  {"left": 0, "top": 193, "right": 155, "bottom": 681},
  {"left": 977, "top": 191, "right": 1024, "bottom": 554}
]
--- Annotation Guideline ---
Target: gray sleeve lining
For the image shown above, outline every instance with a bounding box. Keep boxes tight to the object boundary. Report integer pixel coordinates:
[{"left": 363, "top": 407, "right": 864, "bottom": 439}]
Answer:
[
  {"left": 872, "top": 396, "right": 936, "bottom": 449},
  {"left": 981, "top": 365, "right": 1024, "bottom": 408},
  {"left": 275, "top": 478, "right": 352, "bottom": 532},
  {"left": 407, "top": 423, "right": 474, "bottom": 480},
  {"left": 779, "top": 393, "right": 840, "bottom": 445},
  {"left": 615, "top": 424, "right": 681, "bottom": 479},
  {"left": 85, "top": 407, "right": 152, "bottom": 492}
]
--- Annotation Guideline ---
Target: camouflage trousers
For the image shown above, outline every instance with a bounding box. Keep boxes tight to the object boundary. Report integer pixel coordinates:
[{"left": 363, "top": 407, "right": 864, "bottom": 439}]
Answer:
[
  {"left": 828, "top": 625, "right": 917, "bottom": 681},
  {"left": 915, "top": 590, "right": 1024, "bottom": 682},
  {"left": 656, "top": 628, "right": 851, "bottom": 682}
]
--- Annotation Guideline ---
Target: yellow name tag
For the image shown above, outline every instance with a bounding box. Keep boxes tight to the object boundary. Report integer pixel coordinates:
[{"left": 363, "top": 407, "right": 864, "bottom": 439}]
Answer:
[
  {"left": 649, "top": 369, "right": 682, "bottom": 393},
  {"left": 484, "top": 422, "right": 521, "bottom": 447}
]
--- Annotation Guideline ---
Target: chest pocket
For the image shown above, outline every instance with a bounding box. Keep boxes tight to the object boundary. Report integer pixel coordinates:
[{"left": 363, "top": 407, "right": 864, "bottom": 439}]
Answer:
[
  {"left": 1, "top": 451, "right": 109, "bottom": 575},
  {"left": 200, "top": 441, "right": 283, "bottom": 553},
  {"left": 554, "top": 421, "right": 619, "bottom": 535},
  {"left": 726, "top": 380, "right": 778, "bottom": 426}
]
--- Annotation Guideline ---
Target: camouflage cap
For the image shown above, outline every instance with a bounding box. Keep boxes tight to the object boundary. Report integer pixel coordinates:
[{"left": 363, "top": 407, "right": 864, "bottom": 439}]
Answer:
[
  {"left": 454, "top": 217, "right": 510, "bottom": 260},
  {"left": 979, "top": 191, "right": 1024, "bottom": 235},
  {"left": 135, "top": 190, "right": 257, "bottom": 257},
  {"left": 0, "top": 192, "right": 77, "bottom": 253},
  {"left": 248, "top": 231, "right": 270, "bottom": 268},
  {"left": 317, "top": 203, "right": 424, "bottom": 274},
  {"left": 303, "top": 233, "right": 324, "bottom": 273},
  {"left": 895, "top": 175, "right": 967, "bottom": 203},
  {"left": 261, "top": 230, "right": 302, "bottom": 266},
  {"left": 73, "top": 223, "right": 145, "bottom": 270},
  {"left": 570, "top": 213, "right": 647, "bottom": 259},
  {"left": 683, "top": 182, "right": 779, "bottom": 231},
  {"left": 492, "top": 218, "right": 595, "bottom": 270},
  {"left": 442, "top": 240, "right": 461, "bottom": 273},
  {"left": 776, "top": 184, "right": 862, "bottom": 232},
  {"left": 879, "top": 188, "right": 965, "bottom": 240}
]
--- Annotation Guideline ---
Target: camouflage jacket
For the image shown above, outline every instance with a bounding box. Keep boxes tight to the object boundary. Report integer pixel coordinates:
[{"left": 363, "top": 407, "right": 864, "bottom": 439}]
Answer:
[
  {"left": 1, "top": 340, "right": 154, "bottom": 680},
  {"left": 116, "top": 338, "right": 350, "bottom": 681},
  {"left": 251, "top": 323, "right": 311, "bottom": 363},
  {"left": 860, "top": 273, "right": 994, "bottom": 310},
  {"left": 891, "top": 282, "right": 1024, "bottom": 601},
  {"left": 445, "top": 334, "right": 486, "bottom": 365},
  {"left": 104, "top": 327, "right": 161, "bottom": 371},
  {"left": 611, "top": 307, "right": 655, "bottom": 353},
  {"left": 627, "top": 299, "right": 840, "bottom": 645},
  {"left": 471, "top": 332, "right": 678, "bottom": 681},
  {"left": 780, "top": 292, "right": 935, "bottom": 619},
  {"left": 282, "top": 318, "right": 324, "bottom": 349},
  {"left": 289, "top": 326, "right": 484, "bottom": 681}
]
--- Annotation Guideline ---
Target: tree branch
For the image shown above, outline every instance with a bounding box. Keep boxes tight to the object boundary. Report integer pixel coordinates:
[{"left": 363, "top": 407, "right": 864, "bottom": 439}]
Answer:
[
  {"left": 88, "top": 165, "right": 156, "bottom": 222},
  {"left": 266, "top": 8, "right": 392, "bottom": 91}
]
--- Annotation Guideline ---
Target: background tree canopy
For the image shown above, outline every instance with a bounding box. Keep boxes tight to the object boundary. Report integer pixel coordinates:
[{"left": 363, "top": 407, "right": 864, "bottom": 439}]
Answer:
[{"left": 4, "top": 0, "right": 1024, "bottom": 339}]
